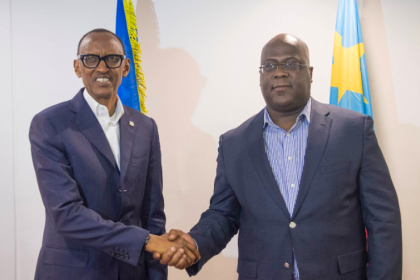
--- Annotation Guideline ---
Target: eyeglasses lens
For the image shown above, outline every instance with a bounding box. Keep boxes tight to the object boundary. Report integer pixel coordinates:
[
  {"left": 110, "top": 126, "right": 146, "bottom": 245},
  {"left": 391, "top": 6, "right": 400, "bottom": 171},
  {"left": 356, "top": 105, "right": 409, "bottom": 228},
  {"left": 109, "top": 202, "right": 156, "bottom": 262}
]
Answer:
[
  {"left": 83, "top": 56, "right": 100, "bottom": 68},
  {"left": 263, "top": 64, "right": 277, "bottom": 72},
  {"left": 82, "top": 55, "right": 122, "bottom": 68},
  {"left": 284, "top": 64, "right": 299, "bottom": 71},
  {"left": 105, "top": 56, "right": 122, "bottom": 68},
  {"left": 262, "top": 63, "right": 301, "bottom": 73}
]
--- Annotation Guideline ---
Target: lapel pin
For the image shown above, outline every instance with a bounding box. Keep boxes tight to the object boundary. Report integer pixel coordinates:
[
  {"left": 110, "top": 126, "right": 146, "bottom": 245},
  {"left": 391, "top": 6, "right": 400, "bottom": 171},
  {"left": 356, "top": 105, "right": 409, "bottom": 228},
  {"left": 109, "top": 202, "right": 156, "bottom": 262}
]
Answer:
[{"left": 129, "top": 121, "right": 135, "bottom": 127}]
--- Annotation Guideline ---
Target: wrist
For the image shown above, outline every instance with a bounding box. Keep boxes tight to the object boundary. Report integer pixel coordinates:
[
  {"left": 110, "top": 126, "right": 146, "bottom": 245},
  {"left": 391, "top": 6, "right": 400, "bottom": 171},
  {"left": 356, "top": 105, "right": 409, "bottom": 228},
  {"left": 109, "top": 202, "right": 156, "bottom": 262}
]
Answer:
[{"left": 145, "top": 234, "right": 157, "bottom": 253}]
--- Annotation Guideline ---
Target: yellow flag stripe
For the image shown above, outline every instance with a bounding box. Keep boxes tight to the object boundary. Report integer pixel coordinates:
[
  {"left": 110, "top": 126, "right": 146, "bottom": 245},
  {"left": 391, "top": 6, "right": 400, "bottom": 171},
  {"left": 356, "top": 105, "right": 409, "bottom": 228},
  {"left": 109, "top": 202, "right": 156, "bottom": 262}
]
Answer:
[
  {"left": 331, "top": 31, "right": 369, "bottom": 105},
  {"left": 122, "top": 0, "right": 147, "bottom": 114}
]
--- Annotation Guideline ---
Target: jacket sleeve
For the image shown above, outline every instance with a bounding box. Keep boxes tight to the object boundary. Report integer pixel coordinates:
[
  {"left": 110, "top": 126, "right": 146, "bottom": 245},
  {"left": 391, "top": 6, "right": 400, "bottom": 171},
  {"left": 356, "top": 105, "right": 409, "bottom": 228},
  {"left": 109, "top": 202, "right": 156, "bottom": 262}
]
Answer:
[
  {"left": 187, "top": 135, "right": 241, "bottom": 276},
  {"left": 141, "top": 119, "right": 168, "bottom": 280},
  {"left": 29, "top": 113, "right": 149, "bottom": 267},
  {"left": 359, "top": 116, "right": 402, "bottom": 280}
]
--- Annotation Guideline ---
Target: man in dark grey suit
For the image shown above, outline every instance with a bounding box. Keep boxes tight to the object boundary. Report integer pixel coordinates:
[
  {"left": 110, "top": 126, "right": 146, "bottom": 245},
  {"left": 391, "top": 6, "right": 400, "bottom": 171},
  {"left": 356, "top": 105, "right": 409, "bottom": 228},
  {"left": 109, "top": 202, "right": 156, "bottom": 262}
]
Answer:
[
  {"left": 29, "top": 29, "right": 198, "bottom": 280},
  {"left": 155, "top": 34, "right": 402, "bottom": 280}
]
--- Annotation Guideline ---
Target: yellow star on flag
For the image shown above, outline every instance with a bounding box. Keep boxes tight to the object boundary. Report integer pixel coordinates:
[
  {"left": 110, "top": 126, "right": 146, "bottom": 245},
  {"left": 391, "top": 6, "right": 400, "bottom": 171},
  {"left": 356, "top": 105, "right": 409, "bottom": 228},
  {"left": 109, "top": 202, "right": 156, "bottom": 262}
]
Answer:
[{"left": 331, "top": 31, "right": 369, "bottom": 104}]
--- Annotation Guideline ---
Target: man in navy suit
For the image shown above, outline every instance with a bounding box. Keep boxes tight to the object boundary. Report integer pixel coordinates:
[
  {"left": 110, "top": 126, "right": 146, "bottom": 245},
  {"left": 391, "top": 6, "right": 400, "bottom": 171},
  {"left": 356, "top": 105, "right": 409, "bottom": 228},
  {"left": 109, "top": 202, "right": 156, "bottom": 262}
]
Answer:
[
  {"left": 29, "top": 29, "right": 198, "bottom": 280},
  {"left": 156, "top": 34, "right": 402, "bottom": 279}
]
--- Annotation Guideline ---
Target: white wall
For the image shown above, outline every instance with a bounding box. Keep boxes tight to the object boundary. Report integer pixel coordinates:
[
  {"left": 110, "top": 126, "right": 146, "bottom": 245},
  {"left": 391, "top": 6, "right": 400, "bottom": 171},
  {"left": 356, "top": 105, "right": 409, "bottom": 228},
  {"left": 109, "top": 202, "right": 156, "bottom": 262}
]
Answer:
[
  {"left": 11, "top": 1, "right": 116, "bottom": 279},
  {"left": 152, "top": 0, "right": 339, "bottom": 140},
  {"left": 375, "top": 1, "right": 420, "bottom": 278},
  {"left": 1, "top": 0, "right": 419, "bottom": 279},
  {"left": 0, "top": 0, "right": 16, "bottom": 279}
]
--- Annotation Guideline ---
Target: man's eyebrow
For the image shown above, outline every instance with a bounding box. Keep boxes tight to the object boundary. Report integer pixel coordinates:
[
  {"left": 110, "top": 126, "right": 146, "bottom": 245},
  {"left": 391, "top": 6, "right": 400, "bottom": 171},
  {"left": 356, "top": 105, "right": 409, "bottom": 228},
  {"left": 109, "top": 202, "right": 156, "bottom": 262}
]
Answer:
[
  {"left": 280, "top": 56, "right": 300, "bottom": 62},
  {"left": 263, "top": 56, "right": 301, "bottom": 64},
  {"left": 262, "top": 58, "right": 278, "bottom": 63}
]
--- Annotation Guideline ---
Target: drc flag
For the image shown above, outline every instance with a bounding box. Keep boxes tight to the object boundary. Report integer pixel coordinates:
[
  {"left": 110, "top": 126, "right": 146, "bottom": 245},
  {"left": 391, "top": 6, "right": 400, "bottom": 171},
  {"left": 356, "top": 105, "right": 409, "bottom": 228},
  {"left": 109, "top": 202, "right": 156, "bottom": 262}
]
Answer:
[
  {"left": 116, "top": 0, "right": 147, "bottom": 113},
  {"left": 330, "top": 0, "right": 373, "bottom": 119}
]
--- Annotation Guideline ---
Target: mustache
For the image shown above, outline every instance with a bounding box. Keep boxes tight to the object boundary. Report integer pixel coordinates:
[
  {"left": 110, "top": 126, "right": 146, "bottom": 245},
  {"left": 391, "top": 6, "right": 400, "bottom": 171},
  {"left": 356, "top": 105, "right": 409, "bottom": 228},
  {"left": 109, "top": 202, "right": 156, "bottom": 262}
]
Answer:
[
  {"left": 272, "top": 84, "right": 291, "bottom": 88},
  {"left": 94, "top": 75, "right": 112, "bottom": 80}
]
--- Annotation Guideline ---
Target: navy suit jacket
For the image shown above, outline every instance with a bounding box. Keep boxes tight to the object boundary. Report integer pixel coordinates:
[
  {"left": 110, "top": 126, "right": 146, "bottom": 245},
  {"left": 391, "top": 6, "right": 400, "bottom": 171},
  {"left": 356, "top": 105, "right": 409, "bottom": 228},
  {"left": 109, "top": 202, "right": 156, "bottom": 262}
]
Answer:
[
  {"left": 30, "top": 89, "right": 167, "bottom": 280},
  {"left": 187, "top": 98, "right": 402, "bottom": 280}
]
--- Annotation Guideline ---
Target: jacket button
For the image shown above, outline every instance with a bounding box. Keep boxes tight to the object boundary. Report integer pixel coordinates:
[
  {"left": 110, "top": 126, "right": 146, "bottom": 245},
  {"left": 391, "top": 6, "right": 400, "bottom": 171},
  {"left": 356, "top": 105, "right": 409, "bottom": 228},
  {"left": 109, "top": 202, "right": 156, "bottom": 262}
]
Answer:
[
  {"left": 289, "top": 222, "right": 296, "bottom": 228},
  {"left": 125, "top": 255, "right": 129, "bottom": 260},
  {"left": 284, "top": 262, "right": 290, "bottom": 268},
  {"left": 117, "top": 187, "right": 122, "bottom": 193}
]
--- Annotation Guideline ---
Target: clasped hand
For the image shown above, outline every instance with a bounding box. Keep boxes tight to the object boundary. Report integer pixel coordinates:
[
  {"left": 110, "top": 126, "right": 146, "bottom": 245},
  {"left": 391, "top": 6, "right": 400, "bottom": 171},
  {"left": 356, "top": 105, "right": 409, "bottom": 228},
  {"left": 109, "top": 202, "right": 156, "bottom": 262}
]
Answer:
[{"left": 146, "top": 229, "right": 200, "bottom": 270}]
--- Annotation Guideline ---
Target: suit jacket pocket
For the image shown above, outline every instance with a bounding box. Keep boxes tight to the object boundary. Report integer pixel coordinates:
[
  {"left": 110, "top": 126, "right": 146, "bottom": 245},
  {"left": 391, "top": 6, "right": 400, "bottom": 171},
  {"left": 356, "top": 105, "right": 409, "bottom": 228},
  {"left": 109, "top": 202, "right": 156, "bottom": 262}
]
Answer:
[
  {"left": 337, "top": 248, "right": 367, "bottom": 274},
  {"left": 320, "top": 161, "right": 350, "bottom": 175},
  {"left": 43, "top": 246, "right": 89, "bottom": 268},
  {"left": 237, "top": 259, "right": 257, "bottom": 278}
]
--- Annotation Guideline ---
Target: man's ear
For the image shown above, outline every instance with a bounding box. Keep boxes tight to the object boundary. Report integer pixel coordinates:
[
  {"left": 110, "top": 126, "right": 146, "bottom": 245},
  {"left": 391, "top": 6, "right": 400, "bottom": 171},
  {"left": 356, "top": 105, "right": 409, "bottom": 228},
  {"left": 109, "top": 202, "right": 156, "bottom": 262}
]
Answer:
[
  {"left": 309, "top": 66, "right": 314, "bottom": 83},
  {"left": 74, "top": 59, "right": 82, "bottom": 78},
  {"left": 122, "top": 58, "right": 130, "bottom": 78}
]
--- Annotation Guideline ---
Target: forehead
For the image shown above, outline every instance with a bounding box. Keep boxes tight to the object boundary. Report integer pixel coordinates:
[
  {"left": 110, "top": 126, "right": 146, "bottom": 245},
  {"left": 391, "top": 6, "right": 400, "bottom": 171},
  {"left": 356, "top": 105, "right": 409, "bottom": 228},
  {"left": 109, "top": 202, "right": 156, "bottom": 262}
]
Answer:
[
  {"left": 79, "top": 33, "right": 124, "bottom": 55},
  {"left": 261, "top": 38, "right": 307, "bottom": 63}
]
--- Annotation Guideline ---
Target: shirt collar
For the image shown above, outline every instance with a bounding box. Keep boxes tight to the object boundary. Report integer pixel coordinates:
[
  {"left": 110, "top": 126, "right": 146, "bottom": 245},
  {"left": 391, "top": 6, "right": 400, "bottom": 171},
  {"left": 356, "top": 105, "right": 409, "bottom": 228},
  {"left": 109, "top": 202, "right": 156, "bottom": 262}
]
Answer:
[
  {"left": 263, "top": 98, "right": 312, "bottom": 129},
  {"left": 83, "top": 89, "right": 124, "bottom": 125}
]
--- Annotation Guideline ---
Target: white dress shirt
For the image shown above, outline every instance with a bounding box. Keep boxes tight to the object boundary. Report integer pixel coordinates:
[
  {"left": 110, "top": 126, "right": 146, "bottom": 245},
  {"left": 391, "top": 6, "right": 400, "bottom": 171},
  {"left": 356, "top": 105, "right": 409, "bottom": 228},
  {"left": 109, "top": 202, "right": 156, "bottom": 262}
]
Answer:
[{"left": 84, "top": 90, "right": 124, "bottom": 170}]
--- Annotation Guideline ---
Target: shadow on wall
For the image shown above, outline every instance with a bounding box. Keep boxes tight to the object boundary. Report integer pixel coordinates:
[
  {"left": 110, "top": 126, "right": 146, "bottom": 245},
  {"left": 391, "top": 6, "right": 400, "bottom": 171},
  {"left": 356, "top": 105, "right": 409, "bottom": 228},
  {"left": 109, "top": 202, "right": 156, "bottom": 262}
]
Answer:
[
  {"left": 136, "top": 0, "right": 238, "bottom": 279},
  {"left": 361, "top": 1, "right": 420, "bottom": 279}
]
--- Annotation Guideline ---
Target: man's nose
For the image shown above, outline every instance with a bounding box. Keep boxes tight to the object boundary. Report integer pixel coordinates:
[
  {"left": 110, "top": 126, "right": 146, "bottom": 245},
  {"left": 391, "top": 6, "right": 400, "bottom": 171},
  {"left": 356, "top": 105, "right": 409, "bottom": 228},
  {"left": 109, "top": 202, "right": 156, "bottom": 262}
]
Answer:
[
  {"left": 273, "top": 67, "right": 289, "bottom": 78},
  {"left": 96, "top": 60, "right": 109, "bottom": 72}
]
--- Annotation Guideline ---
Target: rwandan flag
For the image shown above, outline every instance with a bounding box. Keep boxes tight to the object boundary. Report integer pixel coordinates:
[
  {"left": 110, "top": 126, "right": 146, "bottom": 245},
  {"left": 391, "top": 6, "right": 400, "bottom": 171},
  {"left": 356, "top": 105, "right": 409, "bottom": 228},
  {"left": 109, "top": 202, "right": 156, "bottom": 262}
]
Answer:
[
  {"left": 330, "top": 0, "right": 373, "bottom": 119},
  {"left": 116, "top": 0, "right": 147, "bottom": 113}
]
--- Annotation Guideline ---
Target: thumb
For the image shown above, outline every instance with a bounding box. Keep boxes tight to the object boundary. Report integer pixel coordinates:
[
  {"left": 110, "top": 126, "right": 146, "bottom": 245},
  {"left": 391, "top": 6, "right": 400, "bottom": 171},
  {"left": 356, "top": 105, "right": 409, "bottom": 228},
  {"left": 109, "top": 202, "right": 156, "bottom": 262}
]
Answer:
[{"left": 168, "top": 229, "right": 186, "bottom": 241}]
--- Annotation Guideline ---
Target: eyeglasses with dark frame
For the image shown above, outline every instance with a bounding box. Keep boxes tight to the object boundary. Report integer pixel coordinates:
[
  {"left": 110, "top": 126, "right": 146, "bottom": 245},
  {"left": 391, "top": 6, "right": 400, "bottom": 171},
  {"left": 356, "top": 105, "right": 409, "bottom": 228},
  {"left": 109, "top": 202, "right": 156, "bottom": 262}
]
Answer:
[
  {"left": 78, "top": 54, "right": 126, "bottom": 69},
  {"left": 259, "top": 62, "right": 308, "bottom": 73}
]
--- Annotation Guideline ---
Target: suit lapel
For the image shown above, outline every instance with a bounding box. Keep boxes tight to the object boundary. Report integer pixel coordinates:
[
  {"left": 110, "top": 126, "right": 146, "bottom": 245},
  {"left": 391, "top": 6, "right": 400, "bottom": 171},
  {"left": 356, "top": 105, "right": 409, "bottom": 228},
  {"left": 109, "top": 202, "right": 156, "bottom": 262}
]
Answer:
[
  {"left": 70, "top": 89, "right": 118, "bottom": 170},
  {"left": 119, "top": 109, "right": 137, "bottom": 185},
  {"left": 246, "top": 110, "right": 290, "bottom": 218},
  {"left": 292, "top": 99, "right": 332, "bottom": 219}
]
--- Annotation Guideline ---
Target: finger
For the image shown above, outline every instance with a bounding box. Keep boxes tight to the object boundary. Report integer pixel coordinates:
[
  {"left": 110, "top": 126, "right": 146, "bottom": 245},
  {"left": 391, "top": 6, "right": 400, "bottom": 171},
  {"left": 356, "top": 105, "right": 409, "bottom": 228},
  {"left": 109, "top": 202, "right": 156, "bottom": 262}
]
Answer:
[
  {"left": 159, "top": 247, "right": 176, "bottom": 265},
  {"left": 182, "top": 251, "right": 193, "bottom": 268},
  {"left": 167, "top": 248, "right": 185, "bottom": 266},
  {"left": 183, "top": 246, "right": 197, "bottom": 263},
  {"left": 180, "top": 233, "right": 200, "bottom": 260},
  {"left": 184, "top": 253, "right": 193, "bottom": 268},
  {"left": 153, "top": 252, "right": 161, "bottom": 260},
  {"left": 172, "top": 238, "right": 197, "bottom": 259},
  {"left": 186, "top": 242, "right": 201, "bottom": 260},
  {"left": 175, "top": 254, "right": 189, "bottom": 270}
]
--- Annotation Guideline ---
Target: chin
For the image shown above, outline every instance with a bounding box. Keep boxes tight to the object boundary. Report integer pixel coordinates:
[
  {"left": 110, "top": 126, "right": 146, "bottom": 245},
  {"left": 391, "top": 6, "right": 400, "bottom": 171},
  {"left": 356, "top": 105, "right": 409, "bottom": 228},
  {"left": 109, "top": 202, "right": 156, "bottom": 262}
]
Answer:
[
  {"left": 272, "top": 96, "right": 293, "bottom": 107},
  {"left": 269, "top": 100, "right": 299, "bottom": 113},
  {"left": 89, "top": 88, "right": 115, "bottom": 99}
]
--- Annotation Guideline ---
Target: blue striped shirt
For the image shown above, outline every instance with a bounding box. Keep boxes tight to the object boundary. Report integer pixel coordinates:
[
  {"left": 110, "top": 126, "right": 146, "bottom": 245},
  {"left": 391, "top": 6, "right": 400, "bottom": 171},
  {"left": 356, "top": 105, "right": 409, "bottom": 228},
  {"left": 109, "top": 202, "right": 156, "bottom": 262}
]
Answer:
[{"left": 263, "top": 98, "right": 311, "bottom": 280}]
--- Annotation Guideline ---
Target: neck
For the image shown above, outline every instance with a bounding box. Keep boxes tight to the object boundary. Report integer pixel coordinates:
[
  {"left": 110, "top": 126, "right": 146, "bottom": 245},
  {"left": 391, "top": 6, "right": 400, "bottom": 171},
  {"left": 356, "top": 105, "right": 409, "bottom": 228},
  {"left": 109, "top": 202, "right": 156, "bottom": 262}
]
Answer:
[
  {"left": 94, "top": 95, "right": 118, "bottom": 116},
  {"left": 267, "top": 104, "right": 306, "bottom": 132}
]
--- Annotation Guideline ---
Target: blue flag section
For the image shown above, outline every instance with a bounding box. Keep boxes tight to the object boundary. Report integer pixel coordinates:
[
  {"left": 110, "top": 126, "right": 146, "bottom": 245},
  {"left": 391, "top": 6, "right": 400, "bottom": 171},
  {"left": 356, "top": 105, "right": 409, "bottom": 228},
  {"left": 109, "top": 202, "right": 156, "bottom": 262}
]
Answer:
[
  {"left": 330, "top": 0, "right": 373, "bottom": 119},
  {"left": 116, "top": 0, "right": 147, "bottom": 113}
]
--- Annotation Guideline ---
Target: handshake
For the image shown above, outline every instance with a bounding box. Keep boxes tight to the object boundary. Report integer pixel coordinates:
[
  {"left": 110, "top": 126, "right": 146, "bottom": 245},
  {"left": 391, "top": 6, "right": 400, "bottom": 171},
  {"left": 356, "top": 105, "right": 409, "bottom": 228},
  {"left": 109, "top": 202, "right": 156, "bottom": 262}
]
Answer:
[{"left": 145, "top": 229, "right": 201, "bottom": 270}]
